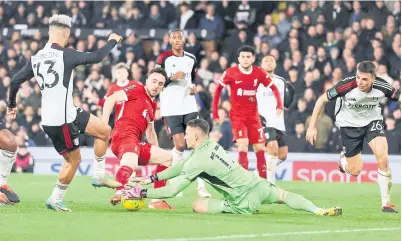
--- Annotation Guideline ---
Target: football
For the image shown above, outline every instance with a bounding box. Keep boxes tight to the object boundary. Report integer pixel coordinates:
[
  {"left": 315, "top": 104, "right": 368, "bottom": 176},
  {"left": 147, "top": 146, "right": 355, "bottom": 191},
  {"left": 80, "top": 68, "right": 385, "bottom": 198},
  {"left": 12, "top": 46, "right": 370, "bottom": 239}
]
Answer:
[{"left": 121, "top": 196, "right": 145, "bottom": 211}]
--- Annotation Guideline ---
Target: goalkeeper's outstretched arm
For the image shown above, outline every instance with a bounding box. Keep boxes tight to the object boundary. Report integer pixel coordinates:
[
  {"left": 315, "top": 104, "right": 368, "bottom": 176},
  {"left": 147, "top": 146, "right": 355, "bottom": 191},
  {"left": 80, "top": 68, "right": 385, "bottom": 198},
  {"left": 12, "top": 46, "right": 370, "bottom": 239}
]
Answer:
[{"left": 143, "top": 176, "right": 192, "bottom": 199}]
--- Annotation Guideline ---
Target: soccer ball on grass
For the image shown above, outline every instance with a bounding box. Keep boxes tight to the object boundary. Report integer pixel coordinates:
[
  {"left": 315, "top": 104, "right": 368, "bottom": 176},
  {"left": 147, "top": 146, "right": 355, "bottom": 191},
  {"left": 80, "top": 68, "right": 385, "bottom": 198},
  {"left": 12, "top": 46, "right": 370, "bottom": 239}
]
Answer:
[{"left": 121, "top": 196, "right": 145, "bottom": 211}]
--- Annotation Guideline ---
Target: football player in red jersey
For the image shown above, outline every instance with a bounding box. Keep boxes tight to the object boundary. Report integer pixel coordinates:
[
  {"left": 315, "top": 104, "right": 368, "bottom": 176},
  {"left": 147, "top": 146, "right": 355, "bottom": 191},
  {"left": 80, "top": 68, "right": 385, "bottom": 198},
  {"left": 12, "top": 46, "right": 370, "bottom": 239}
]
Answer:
[
  {"left": 101, "top": 68, "right": 174, "bottom": 210},
  {"left": 212, "top": 46, "right": 283, "bottom": 179},
  {"left": 96, "top": 63, "right": 139, "bottom": 124}
]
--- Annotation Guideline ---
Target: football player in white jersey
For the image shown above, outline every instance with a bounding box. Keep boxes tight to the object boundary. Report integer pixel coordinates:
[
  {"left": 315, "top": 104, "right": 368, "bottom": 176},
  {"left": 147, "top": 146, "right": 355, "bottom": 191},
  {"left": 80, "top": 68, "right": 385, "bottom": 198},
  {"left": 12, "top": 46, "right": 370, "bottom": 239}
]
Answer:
[
  {"left": 257, "top": 55, "right": 293, "bottom": 184},
  {"left": 155, "top": 29, "right": 211, "bottom": 199},
  {"left": 307, "top": 61, "right": 401, "bottom": 213},
  {"left": 7, "top": 15, "right": 123, "bottom": 211}
]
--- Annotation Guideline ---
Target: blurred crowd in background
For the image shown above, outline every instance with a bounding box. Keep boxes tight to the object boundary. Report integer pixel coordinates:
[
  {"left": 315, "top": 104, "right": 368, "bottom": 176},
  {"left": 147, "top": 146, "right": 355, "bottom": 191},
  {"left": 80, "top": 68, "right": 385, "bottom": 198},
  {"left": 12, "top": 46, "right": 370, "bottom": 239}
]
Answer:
[{"left": 0, "top": 0, "right": 400, "bottom": 157}]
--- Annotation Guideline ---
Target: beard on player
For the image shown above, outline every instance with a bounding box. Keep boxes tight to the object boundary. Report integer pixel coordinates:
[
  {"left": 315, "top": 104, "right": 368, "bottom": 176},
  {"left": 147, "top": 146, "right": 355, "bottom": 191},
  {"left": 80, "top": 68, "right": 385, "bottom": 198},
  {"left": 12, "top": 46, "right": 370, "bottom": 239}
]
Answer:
[{"left": 238, "top": 51, "right": 255, "bottom": 71}]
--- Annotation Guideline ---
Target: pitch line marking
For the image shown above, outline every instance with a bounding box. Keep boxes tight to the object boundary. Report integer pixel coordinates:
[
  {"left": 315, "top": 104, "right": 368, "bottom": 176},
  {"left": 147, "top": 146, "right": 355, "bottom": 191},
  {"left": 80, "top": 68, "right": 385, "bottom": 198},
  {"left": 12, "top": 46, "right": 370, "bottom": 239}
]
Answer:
[{"left": 119, "top": 227, "right": 401, "bottom": 241}]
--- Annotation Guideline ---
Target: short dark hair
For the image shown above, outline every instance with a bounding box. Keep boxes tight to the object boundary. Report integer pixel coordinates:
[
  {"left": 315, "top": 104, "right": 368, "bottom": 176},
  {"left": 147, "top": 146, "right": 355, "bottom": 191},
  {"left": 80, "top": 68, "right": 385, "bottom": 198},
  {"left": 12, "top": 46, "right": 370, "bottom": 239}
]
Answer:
[
  {"left": 237, "top": 45, "right": 256, "bottom": 56},
  {"left": 187, "top": 119, "right": 210, "bottom": 135},
  {"left": 169, "top": 29, "right": 184, "bottom": 36},
  {"left": 357, "top": 61, "right": 376, "bottom": 77},
  {"left": 149, "top": 67, "right": 168, "bottom": 81}
]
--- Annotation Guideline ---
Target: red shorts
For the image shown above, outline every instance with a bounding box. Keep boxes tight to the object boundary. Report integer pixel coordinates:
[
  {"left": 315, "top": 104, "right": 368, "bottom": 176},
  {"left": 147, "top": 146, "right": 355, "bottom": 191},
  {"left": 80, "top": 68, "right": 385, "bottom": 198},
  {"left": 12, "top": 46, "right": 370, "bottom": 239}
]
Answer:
[
  {"left": 231, "top": 116, "right": 265, "bottom": 144},
  {"left": 110, "top": 137, "right": 152, "bottom": 166}
]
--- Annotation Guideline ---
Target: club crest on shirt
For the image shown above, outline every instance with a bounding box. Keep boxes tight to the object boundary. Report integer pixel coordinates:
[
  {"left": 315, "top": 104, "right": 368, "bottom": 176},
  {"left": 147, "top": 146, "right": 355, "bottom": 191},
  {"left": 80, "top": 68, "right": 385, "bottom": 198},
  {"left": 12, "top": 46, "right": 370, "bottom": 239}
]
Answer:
[{"left": 254, "top": 79, "right": 258, "bottom": 86}]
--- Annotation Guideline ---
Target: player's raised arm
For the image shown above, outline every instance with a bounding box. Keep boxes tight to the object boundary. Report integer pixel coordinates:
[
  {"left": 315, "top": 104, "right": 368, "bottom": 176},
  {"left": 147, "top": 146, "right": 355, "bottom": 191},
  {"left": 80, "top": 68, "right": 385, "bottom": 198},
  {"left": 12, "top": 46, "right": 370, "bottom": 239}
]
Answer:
[
  {"left": 7, "top": 59, "right": 35, "bottom": 118},
  {"left": 212, "top": 71, "right": 230, "bottom": 122},
  {"left": 66, "top": 33, "right": 122, "bottom": 67},
  {"left": 306, "top": 93, "right": 329, "bottom": 145},
  {"left": 101, "top": 90, "right": 127, "bottom": 124},
  {"left": 145, "top": 122, "right": 158, "bottom": 146}
]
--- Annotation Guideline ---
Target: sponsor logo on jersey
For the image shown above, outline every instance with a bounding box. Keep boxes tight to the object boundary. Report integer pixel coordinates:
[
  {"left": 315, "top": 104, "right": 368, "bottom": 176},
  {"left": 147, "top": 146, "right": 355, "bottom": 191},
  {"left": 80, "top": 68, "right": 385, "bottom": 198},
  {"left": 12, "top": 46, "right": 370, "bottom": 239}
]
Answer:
[
  {"left": 347, "top": 97, "right": 357, "bottom": 101},
  {"left": 254, "top": 79, "right": 258, "bottom": 86},
  {"left": 347, "top": 103, "right": 378, "bottom": 109},
  {"left": 235, "top": 80, "right": 242, "bottom": 84},
  {"left": 328, "top": 88, "right": 338, "bottom": 98},
  {"left": 73, "top": 138, "right": 79, "bottom": 146},
  {"left": 236, "top": 88, "right": 256, "bottom": 96},
  {"left": 372, "top": 97, "right": 381, "bottom": 100}
]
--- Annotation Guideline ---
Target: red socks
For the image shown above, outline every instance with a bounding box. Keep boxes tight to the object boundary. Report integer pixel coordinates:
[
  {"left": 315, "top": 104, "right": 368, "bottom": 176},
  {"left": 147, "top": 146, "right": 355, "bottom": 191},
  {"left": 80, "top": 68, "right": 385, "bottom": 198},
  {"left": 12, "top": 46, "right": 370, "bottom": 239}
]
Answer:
[
  {"left": 256, "top": 151, "right": 267, "bottom": 178},
  {"left": 154, "top": 165, "right": 168, "bottom": 188},
  {"left": 238, "top": 151, "right": 249, "bottom": 170},
  {"left": 116, "top": 165, "right": 133, "bottom": 191}
]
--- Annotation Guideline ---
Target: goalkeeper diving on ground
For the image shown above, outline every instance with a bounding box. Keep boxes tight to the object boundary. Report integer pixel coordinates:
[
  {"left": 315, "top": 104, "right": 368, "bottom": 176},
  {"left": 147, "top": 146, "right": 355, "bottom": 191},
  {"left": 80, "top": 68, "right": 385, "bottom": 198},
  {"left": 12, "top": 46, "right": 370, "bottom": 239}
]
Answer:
[{"left": 123, "top": 119, "right": 342, "bottom": 216}]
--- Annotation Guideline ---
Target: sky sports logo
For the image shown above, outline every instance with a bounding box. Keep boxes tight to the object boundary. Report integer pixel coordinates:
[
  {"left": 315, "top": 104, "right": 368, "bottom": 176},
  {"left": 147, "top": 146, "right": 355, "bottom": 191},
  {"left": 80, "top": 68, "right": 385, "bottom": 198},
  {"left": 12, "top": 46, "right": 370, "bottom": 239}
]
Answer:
[{"left": 293, "top": 162, "right": 378, "bottom": 183}]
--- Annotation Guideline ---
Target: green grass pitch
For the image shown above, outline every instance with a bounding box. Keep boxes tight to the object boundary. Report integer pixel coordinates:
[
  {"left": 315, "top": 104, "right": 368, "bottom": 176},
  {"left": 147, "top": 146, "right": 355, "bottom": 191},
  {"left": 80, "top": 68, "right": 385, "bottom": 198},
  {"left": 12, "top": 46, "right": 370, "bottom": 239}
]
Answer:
[{"left": 0, "top": 174, "right": 400, "bottom": 241}]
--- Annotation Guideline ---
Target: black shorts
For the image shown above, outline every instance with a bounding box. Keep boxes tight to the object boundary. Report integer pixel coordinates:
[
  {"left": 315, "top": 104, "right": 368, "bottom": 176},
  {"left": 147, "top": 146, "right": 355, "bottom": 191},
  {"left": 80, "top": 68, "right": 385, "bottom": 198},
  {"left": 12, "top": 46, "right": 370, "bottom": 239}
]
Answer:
[
  {"left": 263, "top": 127, "right": 288, "bottom": 147},
  {"left": 163, "top": 112, "right": 199, "bottom": 138},
  {"left": 42, "top": 108, "right": 90, "bottom": 155},
  {"left": 340, "top": 120, "right": 386, "bottom": 158}
]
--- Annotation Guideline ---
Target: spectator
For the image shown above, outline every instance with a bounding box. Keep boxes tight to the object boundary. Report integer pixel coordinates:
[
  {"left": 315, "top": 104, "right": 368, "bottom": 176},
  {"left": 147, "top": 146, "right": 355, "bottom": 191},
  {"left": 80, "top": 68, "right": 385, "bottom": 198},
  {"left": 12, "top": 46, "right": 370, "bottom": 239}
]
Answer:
[
  {"left": 385, "top": 117, "right": 400, "bottom": 154},
  {"left": 12, "top": 144, "right": 34, "bottom": 173},
  {"left": 199, "top": 4, "right": 224, "bottom": 39},
  {"left": 71, "top": 5, "right": 87, "bottom": 27},
  {"left": 277, "top": 11, "right": 291, "bottom": 38},
  {"left": 349, "top": 1, "right": 365, "bottom": 26},
  {"left": 307, "top": 0, "right": 323, "bottom": 24},
  {"left": 286, "top": 98, "right": 310, "bottom": 135},
  {"left": 185, "top": 32, "right": 203, "bottom": 60},
  {"left": 178, "top": 2, "right": 198, "bottom": 30},
  {"left": 370, "top": 0, "right": 391, "bottom": 30},
  {"left": 143, "top": 4, "right": 166, "bottom": 29},
  {"left": 197, "top": 58, "right": 214, "bottom": 84},
  {"left": 234, "top": 0, "right": 256, "bottom": 26},
  {"left": 216, "top": 108, "right": 233, "bottom": 150},
  {"left": 305, "top": 110, "right": 333, "bottom": 152},
  {"left": 288, "top": 121, "right": 310, "bottom": 152}
]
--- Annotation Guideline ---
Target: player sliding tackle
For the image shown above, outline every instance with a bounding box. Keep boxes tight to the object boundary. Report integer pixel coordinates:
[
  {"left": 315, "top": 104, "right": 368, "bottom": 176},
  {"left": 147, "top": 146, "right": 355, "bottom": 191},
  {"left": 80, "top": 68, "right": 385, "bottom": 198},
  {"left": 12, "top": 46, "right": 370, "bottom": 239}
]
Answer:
[
  {"left": 101, "top": 68, "right": 175, "bottom": 210},
  {"left": 124, "top": 119, "right": 342, "bottom": 216},
  {"left": 306, "top": 61, "right": 401, "bottom": 213},
  {"left": 7, "top": 14, "right": 122, "bottom": 211}
]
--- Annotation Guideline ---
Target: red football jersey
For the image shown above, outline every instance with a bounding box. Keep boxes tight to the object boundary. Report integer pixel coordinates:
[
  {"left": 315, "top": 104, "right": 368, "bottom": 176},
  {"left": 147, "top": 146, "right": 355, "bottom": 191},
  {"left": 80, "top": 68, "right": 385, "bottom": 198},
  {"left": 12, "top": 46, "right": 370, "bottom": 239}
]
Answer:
[
  {"left": 98, "top": 80, "right": 139, "bottom": 124},
  {"left": 219, "top": 65, "right": 272, "bottom": 117},
  {"left": 111, "top": 83, "right": 157, "bottom": 141}
]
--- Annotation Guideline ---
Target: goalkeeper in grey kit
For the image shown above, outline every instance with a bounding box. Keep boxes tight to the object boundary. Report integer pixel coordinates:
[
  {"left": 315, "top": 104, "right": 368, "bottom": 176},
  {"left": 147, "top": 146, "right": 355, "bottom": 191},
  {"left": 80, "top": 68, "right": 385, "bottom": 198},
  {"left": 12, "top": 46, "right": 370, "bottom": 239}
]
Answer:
[{"left": 124, "top": 119, "right": 341, "bottom": 216}]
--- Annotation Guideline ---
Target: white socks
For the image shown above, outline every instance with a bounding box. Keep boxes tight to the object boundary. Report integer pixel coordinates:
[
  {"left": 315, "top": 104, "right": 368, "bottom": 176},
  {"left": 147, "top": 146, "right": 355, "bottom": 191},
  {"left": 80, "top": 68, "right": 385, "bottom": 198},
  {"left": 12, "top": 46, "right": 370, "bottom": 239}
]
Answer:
[
  {"left": 377, "top": 169, "right": 392, "bottom": 207},
  {"left": 50, "top": 181, "right": 68, "bottom": 202},
  {"left": 172, "top": 148, "right": 184, "bottom": 164},
  {"left": 0, "top": 149, "right": 16, "bottom": 186},
  {"left": 92, "top": 155, "right": 106, "bottom": 179},
  {"left": 267, "top": 155, "right": 278, "bottom": 184}
]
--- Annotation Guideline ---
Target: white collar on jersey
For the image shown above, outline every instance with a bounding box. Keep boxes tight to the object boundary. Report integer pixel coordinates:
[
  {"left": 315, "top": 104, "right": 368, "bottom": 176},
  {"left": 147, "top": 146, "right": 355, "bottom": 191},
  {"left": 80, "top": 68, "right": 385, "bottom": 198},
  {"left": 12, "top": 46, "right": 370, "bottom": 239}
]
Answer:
[{"left": 238, "top": 64, "right": 253, "bottom": 75}]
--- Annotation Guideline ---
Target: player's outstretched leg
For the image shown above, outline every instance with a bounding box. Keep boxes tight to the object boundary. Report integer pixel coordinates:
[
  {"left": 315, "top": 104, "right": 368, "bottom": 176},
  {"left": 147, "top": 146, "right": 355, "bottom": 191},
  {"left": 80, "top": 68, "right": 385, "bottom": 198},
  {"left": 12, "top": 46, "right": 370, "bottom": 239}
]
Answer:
[
  {"left": 264, "top": 185, "right": 342, "bottom": 216},
  {"left": 46, "top": 149, "right": 82, "bottom": 212},
  {"left": 368, "top": 136, "right": 398, "bottom": 213},
  {"left": 85, "top": 114, "right": 121, "bottom": 188},
  {"left": 0, "top": 129, "right": 19, "bottom": 205},
  {"left": 110, "top": 152, "right": 138, "bottom": 205}
]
